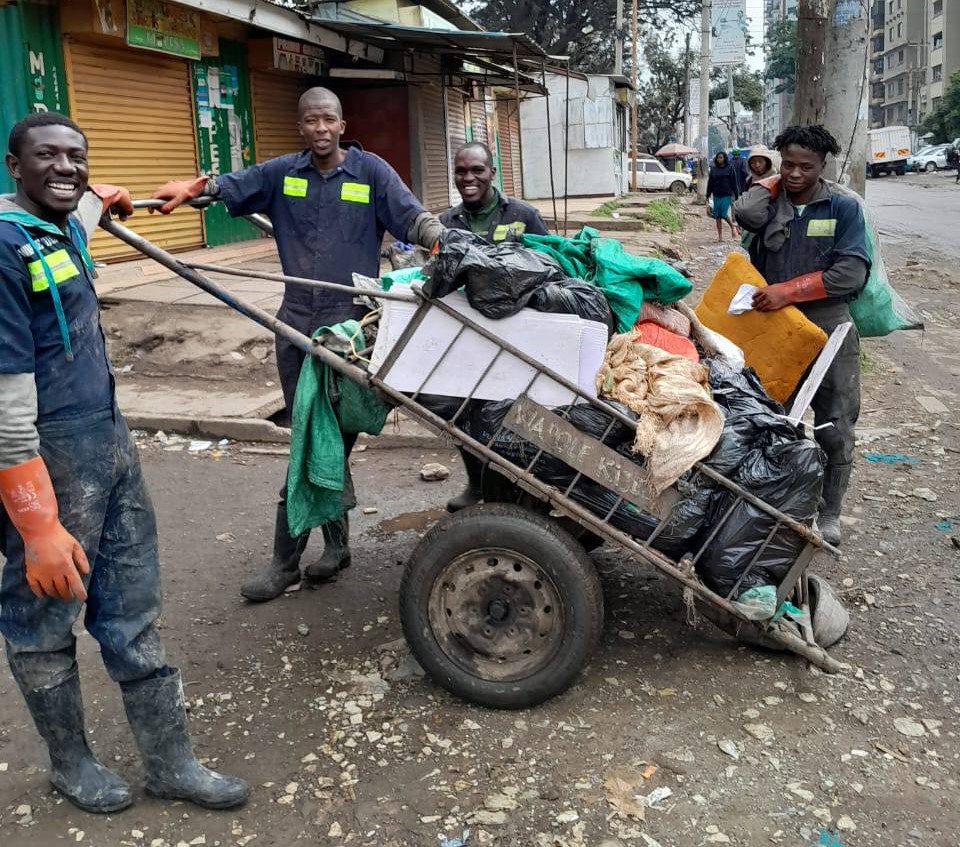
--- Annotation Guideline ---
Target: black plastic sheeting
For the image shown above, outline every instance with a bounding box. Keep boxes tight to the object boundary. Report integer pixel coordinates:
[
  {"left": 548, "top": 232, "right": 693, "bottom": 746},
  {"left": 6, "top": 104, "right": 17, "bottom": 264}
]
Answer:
[
  {"left": 460, "top": 359, "right": 824, "bottom": 597},
  {"left": 424, "top": 229, "right": 613, "bottom": 332}
]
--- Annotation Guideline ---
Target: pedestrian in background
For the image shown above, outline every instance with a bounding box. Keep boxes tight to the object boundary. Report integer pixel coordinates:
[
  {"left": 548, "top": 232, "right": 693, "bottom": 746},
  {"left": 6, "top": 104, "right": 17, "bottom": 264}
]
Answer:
[
  {"left": 706, "top": 151, "right": 740, "bottom": 241},
  {"left": 745, "top": 144, "right": 778, "bottom": 187},
  {"left": 947, "top": 145, "right": 959, "bottom": 184}
]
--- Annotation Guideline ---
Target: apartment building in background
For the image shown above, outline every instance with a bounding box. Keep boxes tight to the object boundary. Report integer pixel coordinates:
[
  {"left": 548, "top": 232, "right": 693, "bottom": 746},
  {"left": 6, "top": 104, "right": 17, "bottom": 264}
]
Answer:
[
  {"left": 926, "top": 0, "right": 960, "bottom": 114},
  {"left": 868, "top": 0, "right": 960, "bottom": 132},
  {"left": 762, "top": 0, "right": 797, "bottom": 144}
]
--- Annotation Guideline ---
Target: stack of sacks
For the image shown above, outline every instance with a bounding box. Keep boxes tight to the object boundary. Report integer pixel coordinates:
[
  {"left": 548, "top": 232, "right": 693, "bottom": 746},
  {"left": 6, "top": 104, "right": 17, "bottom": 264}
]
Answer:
[{"left": 633, "top": 300, "right": 700, "bottom": 362}]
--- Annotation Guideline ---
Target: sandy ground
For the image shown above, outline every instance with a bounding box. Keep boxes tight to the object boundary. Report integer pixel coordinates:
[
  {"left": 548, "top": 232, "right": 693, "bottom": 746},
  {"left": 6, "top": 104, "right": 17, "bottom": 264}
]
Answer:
[{"left": 1, "top": 188, "right": 958, "bottom": 847}]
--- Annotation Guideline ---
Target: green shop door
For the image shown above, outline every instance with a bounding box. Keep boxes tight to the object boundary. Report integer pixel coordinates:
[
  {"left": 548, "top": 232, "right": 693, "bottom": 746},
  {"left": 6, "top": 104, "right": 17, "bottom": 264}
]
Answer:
[{"left": 192, "top": 40, "right": 258, "bottom": 246}]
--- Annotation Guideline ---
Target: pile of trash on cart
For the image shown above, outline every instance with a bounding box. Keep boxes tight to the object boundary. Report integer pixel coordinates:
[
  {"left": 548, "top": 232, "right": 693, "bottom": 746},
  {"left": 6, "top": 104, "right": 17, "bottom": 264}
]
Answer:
[{"left": 314, "top": 226, "right": 834, "bottom": 619}]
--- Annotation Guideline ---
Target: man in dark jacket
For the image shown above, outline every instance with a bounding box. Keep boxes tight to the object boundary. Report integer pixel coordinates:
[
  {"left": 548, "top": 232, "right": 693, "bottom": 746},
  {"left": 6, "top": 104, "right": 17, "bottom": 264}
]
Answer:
[
  {"left": 440, "top": 142, "right": 549, "bottom": 244},
  {"left": 734, "top": 125, "right": 870, "bottom": 546},
  {"left": 439, "top": 141, "right": 549, "bottom": 511},
  {"left": 151, "top": 87, "right": 444, "bottom": 601}
]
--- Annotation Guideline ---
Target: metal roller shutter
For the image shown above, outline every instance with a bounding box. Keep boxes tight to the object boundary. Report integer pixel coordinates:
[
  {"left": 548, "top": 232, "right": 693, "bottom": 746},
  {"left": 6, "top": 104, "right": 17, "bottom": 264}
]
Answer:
[
  {"left": 469, "top": 97, "right": 488, "bottom": 146},
  {"left": 250, "top": 71, "right": 307, "bottom": 162},
  {"left": 508, "top": 104, "right": 523, "bottom": 197},
  {"left": 65, "top": 39, "right": 203, "bottom": 261},
  {"left": 417, "top": 82, "right": 448, "bottom": 212},
  {"left": 446, "top": 88, "right": 467, "bottom": 204},
  {"left": 496, "top": 97, "right": 518, "bottom": 196}
]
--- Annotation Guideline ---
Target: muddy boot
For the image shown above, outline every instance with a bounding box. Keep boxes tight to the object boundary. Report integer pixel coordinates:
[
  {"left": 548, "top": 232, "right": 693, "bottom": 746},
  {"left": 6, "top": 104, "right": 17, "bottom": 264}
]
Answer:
[
  {"left": 240, "top": 502, "right": 307, "bottom": 602},
  {"left": 818, "top": 463, "right": 852, "bottom": 547},
  {"left": 121, "top": 669, "right": 248, "bottom": 810},
  {"left": 304, "top": 515, "right": 351, "bottom": 583},
  {"left": 446, "top": 450, "right": 483, "bottom": 513},
  {"left": 17, "top": 665, "right": 132, "bottom": 814}
]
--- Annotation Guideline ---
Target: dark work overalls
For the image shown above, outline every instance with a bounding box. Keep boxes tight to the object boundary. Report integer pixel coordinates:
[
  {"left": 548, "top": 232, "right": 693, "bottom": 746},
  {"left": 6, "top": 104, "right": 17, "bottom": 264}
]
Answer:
[
  {"left": 0, "top": 203, "right": 165, "bottom": 690},
  {"left": 218, "top": 144, "right": 425, "bottom": 596}
]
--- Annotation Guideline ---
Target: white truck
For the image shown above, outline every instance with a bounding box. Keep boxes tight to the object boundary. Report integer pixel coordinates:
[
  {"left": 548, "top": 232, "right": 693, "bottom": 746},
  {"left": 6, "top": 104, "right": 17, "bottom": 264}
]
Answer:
[{"left": 868, "top": 125, "right": 911, "bottom": 177}]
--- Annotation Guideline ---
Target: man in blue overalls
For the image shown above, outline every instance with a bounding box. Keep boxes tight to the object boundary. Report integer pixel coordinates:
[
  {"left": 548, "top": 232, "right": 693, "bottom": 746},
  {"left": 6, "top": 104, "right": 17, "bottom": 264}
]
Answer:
[
  {"left": 734, "top": 125, "right": 870, "bottom": 547},
  {"left": 0, "top": 112, "right": 248, "bottom": 813},
  {"left": 152, "top": 87, "right": 443, "bottom": 602}
]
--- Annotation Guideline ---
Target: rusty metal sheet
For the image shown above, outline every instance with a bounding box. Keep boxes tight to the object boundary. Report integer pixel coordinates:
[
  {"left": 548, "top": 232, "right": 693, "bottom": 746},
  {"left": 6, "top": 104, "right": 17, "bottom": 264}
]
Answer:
[{"left": 503, "top": 396, "right": 659, "bottom": 516}]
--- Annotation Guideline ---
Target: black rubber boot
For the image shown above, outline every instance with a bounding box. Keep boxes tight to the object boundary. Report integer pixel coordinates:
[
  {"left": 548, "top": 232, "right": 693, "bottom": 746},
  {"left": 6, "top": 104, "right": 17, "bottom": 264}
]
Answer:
[
  {"left": 446, "top": 450, "right": 483, "bottom": 513},
  {"left": 818, "top": 463, "right": 852, "bottom": 547},
  {"left": 240, "top": 502, "right": 307, "bottom": 602},
  {"left": 16, "top": 665, "right": 132, "bottom": 814},
  {"left": 304, "top": 514, "right": 351, "bottom": 583},
  {"left": 121, "top": 669, "right": 249, "bottom": 810}
]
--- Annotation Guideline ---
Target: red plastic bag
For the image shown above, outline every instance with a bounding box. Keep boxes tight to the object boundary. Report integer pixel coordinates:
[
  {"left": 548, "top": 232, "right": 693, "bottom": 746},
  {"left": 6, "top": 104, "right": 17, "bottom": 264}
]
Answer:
[{"left": 634, "top": 321, "right": 700, "bottom": 362}]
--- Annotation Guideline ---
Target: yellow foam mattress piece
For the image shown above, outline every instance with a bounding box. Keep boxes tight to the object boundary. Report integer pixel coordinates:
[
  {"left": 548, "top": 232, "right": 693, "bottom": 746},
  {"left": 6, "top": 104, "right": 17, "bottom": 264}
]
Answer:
[{"left": 695, "top": 253, "right": 828, "bottom": 403}]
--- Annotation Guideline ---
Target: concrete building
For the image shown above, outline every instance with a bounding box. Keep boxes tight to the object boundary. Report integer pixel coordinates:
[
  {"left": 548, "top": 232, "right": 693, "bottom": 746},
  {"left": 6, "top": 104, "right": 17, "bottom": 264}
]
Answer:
[
  {"left": 762, "top": 0, "right": 797, "bottom": 144},
  {"left": 519, "top": 72, "right": 632, "bottom": 199},
  {"left": 925, "top": 0, "right": 960, "bottom": 115},
  {"left": 876, "top": 0, "right": 927, "bottom": 127}
]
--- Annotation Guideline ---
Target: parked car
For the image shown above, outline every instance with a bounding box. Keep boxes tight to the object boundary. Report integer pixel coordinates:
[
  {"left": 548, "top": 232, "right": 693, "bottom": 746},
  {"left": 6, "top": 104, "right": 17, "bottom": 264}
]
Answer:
[
  {"left": 633, "top": 158, "right": 692, "bottom": 194},
  {"left": 907, "top": 144, "right": 950, "bottom": 172}
]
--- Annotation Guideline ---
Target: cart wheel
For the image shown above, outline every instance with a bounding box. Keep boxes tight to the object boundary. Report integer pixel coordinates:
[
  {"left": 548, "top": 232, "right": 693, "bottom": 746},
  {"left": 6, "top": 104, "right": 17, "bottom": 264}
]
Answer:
[{"left": 399, "top": 503, "right": 604, "bottom": 709}]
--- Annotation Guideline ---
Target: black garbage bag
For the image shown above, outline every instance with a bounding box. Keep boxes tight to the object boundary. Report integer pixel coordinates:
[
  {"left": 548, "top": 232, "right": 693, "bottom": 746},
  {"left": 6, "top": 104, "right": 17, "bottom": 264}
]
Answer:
[
  {"left": 693, "top": 359, "right": 824, "bottom": 597},
  {"left": 528, "top": 278, "right": 615, "bottom": 335},
  {"left": 463, "top": 399, "right": 709, "bottom": 557},
  {"left": 423, "top": 229, "right": 566, "bottom": 317}
]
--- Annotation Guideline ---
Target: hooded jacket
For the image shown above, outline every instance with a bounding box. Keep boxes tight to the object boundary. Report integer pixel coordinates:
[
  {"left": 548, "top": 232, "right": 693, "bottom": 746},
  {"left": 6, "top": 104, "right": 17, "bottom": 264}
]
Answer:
[{"left": 706, "top": 159, "right": 740, "bottom": 200}]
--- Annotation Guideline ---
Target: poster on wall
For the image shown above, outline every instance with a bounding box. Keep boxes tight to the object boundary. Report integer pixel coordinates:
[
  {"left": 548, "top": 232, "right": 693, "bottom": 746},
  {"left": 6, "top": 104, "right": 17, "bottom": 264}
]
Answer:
[
  {"left": 127, "top": 0, "right": 201, "bottom": 60},
  {"left": 711, "top": 0, "right": 748, "bottom": 66}
]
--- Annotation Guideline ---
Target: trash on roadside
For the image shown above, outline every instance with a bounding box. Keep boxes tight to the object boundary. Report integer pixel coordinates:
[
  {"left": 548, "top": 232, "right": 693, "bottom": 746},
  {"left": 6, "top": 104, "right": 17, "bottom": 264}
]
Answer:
[
  {"left": 727, "top": 283, "right": 759, "bottom": 315},
  {"left": 188, "top": 440, "right": 213, "bottom": 452},
  {"left": 864, "top": 452, "right": 920, "bottom": 465}
]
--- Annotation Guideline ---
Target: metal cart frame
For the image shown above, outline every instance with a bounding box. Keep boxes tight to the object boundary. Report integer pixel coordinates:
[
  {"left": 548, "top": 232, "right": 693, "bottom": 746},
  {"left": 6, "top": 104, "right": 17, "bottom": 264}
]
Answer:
[{"left": 101, "top": 211, "right": 844, "bottom": 708}]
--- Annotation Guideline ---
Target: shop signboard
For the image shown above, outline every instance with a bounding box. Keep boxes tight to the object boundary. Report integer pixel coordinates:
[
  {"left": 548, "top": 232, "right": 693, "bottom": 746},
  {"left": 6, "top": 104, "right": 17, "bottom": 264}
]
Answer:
[{"left": 127, "top": 0, "right": 201, "bottom": 60}]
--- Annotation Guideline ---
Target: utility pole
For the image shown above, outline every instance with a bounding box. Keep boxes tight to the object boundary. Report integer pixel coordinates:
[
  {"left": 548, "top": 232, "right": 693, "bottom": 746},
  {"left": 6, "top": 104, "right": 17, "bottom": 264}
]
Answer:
[
  {"left": 697, "top": 0, "right": 712, "bottom": 201},
  {"left": 823, "top": 0, "right": 868, "bottom": 195},
  {"left": 793, "top": 0, "right": 829, "bottom": 125},
  {"left": 631, "top": 0, "right": 639, "bottom": 191},
  {"left": 727, "top": 66, "right": 736, "bottom": 146},
  {"left": 615, "top": 0, "right": 624, "bottom": 75},
  {"left": 683, "top": 30, "right": 692, "bottom": 146}
]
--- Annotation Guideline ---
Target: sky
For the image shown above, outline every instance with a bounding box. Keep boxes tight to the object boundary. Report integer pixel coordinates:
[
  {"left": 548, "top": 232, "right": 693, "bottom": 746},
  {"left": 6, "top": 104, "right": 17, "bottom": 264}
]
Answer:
[{"left": 745, "top": 0, "right": 765, "bottom": 71}]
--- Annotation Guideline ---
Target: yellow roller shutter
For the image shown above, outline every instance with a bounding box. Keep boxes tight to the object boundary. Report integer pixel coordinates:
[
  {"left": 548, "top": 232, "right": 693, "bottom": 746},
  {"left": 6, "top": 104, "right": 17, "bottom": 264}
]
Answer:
[
  {"left": 250, "top": 71, "right": 306, "bottom": 162},
  {"left": 496, "top": 97, "right": 523, "bottom": 198},
  {"left": 469, "top": 97, "right": 489, "bottom": 146},
  {"left": 64, "top": 39, "right": 203, "bottom": 261}
]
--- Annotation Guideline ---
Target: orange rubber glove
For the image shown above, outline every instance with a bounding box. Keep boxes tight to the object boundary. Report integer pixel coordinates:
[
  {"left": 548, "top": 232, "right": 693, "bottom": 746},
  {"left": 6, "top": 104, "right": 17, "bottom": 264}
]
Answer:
[
  {"left": 752, "top": 271, "right": 828, "bottom": 312},
  {"left": 150, "top": 175, "right": 209, "bottom": 215},
  {"left": 0, "top": 457, "right": 89, "bottom": 602},
  {"left": 757, "top": 174, "right": 781, "bottom": 199},
  {"left": 90, "top": 183, "right": 134, "bottom": 219}
]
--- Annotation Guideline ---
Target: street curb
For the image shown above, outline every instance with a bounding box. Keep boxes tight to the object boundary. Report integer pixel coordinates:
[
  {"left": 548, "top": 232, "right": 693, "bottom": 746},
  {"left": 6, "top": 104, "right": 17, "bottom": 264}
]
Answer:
[{"left": 125, "top": 413, "right": 444, "bottom": 450}]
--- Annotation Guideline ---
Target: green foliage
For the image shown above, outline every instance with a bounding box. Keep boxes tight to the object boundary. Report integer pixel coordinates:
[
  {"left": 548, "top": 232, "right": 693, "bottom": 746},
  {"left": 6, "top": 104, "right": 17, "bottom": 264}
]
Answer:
[
  {"left": 634, "top": 37, "right": 698, "bottom": 150},
  {"left": 709, "top": 69, "right": 764, "bottom": 113},
  {"left": 468, "top": 0, "right": 700, "bottom": 74},
  {"left": 591, "top": 199, "right": 622, "bottom": 217},
  {"left": 920, "top": 70, "right": 960, "bottom": 142},
  {"left": 644, "top": 198, "right": 684, "bottom": 233},
  {"left": 764, "top": 18, "right": 796, "bottom": 95}
]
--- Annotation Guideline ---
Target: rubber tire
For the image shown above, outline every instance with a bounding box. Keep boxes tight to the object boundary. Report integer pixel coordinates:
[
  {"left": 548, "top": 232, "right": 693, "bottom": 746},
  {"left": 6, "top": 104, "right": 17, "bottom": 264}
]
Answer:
[
  {"left": 670, "top": 180, "right": 686, "bottom": 195},
  {"left": 895, "top": 164, "right": 906, "bottom": 176},
  {"left": 399, "top": 503, "right": 604, "bottom": 709},
  {"left": 925, "top": 161, "right": 937, "bottom": 172}
]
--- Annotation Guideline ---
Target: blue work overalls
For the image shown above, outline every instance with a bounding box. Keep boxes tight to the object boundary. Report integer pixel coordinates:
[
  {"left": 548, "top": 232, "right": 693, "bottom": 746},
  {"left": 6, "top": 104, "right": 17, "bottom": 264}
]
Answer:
[{"left": 0, "top": 202, "right": 166, "bottom": 688}]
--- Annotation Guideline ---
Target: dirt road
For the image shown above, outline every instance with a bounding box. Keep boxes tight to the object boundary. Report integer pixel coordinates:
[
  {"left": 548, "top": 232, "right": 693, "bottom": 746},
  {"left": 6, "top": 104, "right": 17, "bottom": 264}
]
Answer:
[{"left": 1, "top": 207, "right": 958, "bottom": 847}]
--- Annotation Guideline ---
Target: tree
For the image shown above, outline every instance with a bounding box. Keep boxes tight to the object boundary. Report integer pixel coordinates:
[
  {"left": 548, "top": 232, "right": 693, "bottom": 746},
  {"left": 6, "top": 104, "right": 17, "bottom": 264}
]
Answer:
[
  {"left": 469, "top": 0, "right": 700, "bottom": 74},
  {"left": 764, "top": 17, "right": 797, "bottom": 95},
  {"left": 633, "top": 37, "right": 696, "bottom": 150},
  {"left": 709, "top": 68, "right": 764, "bottom": 113},
  {"left": 920, "top": 70, "right": 960, "bottom": 142}
]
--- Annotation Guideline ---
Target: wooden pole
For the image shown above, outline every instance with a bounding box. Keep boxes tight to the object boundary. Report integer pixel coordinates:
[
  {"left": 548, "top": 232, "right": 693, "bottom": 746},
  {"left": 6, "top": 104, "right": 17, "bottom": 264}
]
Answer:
[{"left": 630, "top": 0, "right": 639, "bottom": 191}]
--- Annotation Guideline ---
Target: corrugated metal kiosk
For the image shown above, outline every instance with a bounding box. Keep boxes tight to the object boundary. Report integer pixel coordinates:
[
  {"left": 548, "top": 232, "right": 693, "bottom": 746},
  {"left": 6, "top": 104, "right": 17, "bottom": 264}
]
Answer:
[{"left": 64, "top": 39, "right": 203, "bottom": 260}]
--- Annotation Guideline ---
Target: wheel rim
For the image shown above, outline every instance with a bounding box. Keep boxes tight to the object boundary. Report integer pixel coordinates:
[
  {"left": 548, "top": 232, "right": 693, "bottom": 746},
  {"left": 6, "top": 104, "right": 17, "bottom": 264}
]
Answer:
[
  {"left": 926, "top": 162, "right": 935, "bottom": 171},
  {"left": 672, "top": 182, "right": 684, "bottom": 195},
  {"left": 427, "top": 547, "right": 566, "bottom": 682}
]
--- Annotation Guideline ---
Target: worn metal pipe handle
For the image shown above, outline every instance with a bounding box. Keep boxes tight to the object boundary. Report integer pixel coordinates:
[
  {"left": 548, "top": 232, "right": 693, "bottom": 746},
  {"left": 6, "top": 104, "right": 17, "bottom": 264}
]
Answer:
[{"left": 129, "top": 197, "right": 274, "bottom": 237}]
